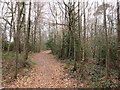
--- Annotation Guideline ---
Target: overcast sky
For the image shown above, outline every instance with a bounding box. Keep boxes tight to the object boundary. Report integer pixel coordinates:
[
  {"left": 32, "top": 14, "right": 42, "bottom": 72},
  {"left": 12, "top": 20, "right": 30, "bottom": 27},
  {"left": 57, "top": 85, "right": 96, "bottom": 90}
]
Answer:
[{"left": 0, "top": 0, "right": 119, "bottom": 41}]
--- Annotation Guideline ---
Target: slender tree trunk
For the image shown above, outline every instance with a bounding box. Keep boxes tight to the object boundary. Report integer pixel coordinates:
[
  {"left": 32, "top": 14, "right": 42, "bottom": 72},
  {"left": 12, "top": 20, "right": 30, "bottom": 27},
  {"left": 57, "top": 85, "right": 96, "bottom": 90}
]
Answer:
[
  {"left": 93, "top": 17, "right": 97, "bottom": 59},
  {"left": 15, "top": 2, "right": 21, "bottom": 79},
  {"left": 78, "top": 1, "right": 82, "bottom": 61},
  {"left": 23, "top": 1, "right": 31, "bottom": 67},
  {"left": 23, "top": 2, "right": 27, "bottom": 67},
  {"left": 26, "top": 2, "right": 31, "bottom": 60},
  {"left": 117, "top": 0, "right": 120, "bottom": 86},
  {"left": 73, "top": 2, "right": 77, "bottom": 71},
  {"left": 33, "top": 16, "right": 37, "bottom": 52},
  {"left": 103, "top": 1, "right": 109, "bottom": 80},
  {"left": 83, "top": 2, "right": 86, "bottom": 61}
]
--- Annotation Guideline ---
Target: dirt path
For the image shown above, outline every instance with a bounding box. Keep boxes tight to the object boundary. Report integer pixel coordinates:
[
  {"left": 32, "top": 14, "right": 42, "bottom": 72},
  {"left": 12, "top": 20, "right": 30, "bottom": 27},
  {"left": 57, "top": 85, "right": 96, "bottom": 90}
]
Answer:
[{"left": 3, "top": 50, "right": 82, "bottom": 88}]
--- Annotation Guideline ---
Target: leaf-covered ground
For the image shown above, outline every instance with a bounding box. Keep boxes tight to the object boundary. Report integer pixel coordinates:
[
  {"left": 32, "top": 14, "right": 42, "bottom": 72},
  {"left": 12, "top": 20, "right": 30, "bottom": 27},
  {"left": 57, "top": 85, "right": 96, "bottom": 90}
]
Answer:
[{"left": 2, "top": 50, "right": 84, "bottom": 88}]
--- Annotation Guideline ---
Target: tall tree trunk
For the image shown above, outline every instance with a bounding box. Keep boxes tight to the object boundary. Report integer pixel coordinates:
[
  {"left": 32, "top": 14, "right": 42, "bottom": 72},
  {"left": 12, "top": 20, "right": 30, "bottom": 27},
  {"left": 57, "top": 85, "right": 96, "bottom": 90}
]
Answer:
[
  {"left": 33, "top": 16, "right": 37, "bottom": 52},
  {"left": 15, "top": 2, "right": 21, "bottom": 79},
  {"left": 78, "top": 1, "right": 82, "bottom": 61},
  {"left": 73, "top": 2, "right": 77, "bottom": 71},
  {"left": 26, "top": 1, "right": 31, "bottom": 60},
  {"left": 83, "top": 2, "right": 86, "bottom": 61},
  {"left": 23, "top": 2, "right": 27, "bottom": 67},
  {"left": 23, "top": 1, "right": 31, "bottom": 67},
  {"left": 93, "top": 17, "right": 97, "bottom": 59},
  {"left": 103, "top": 1, "right": 109, "bottom": 80},
  {"left": 117, "top": 0, "right": 120, "bottom": 86}
]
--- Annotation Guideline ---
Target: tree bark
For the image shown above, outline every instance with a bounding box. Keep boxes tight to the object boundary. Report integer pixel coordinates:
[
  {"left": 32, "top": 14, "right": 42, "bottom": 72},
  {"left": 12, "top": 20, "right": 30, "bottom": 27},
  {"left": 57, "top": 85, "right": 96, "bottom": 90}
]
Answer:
[
  {"left": 15, "top": 2, "right": 21, "bottom": 79},
  {"left": 83, "top": 2, "right": 86, "bottom": 61},
  {"left": 117, "top": 0, "right": 120, "bottom": 86},
  {"left": 103, "top": 1, "right": 109, "bottom": 80},
  {"left": 23, "top": 2, "right": 27, "bottom": 67}
]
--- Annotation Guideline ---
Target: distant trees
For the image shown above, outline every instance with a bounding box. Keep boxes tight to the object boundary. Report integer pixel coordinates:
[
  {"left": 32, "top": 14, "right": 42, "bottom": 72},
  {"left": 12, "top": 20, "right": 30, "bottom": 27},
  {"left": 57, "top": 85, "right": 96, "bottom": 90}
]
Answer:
[
  {"left": 46, "top": 0, "right": 119, "bottom": 81},
  {"left": 1, "top": 1, "right": 45, "bottom": 79}
]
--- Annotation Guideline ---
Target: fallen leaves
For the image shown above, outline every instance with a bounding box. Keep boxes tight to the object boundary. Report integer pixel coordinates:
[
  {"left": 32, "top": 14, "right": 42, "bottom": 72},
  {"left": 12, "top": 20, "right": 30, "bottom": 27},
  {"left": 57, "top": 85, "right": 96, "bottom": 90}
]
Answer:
[{"left": 3, "top": 50, "right": 82, "bottom": 88}]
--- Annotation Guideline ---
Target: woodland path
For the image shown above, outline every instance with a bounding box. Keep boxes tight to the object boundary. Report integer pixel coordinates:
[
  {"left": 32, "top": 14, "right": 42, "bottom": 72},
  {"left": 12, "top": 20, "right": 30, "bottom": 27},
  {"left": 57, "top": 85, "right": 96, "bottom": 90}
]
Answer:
[{"left": 3, "top": 50, "right": 83, "bottom": 88}]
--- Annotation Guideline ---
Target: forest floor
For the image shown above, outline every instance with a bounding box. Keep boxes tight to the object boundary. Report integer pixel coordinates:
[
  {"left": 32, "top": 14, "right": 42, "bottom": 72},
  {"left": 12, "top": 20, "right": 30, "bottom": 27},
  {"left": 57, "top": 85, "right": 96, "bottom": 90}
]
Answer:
[{"left": 3, "top": 50, "right": 85, "bottom": 88}]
